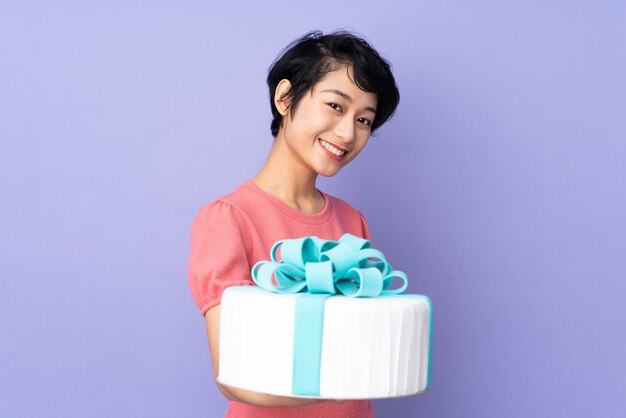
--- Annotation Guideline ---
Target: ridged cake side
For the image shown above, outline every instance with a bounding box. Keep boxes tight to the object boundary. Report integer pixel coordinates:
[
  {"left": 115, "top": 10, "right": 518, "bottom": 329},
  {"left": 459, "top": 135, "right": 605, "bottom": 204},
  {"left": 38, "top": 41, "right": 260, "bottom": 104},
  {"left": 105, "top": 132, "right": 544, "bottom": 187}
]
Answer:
[{"left": 319, "top": 296, "right": 431, "bottom": 398}]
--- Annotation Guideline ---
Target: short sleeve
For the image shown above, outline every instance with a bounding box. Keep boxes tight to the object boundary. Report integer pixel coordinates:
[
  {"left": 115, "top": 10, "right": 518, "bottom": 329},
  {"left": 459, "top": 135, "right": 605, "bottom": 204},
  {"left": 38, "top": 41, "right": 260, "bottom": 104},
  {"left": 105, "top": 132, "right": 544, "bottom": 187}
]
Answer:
[
  {"left": 188, "top": 200, "right": 254, "bottom": 316},
  {"left": 359, "top": 211, "right": 372, "bottom": 241}
]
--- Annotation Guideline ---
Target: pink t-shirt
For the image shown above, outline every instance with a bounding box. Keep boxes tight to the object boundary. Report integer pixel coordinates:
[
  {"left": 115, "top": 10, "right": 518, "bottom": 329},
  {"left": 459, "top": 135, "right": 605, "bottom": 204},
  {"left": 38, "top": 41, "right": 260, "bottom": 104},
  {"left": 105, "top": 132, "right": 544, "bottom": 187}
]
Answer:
[{"left": 188, "top": 180, "right": 374, "bottom": 418}]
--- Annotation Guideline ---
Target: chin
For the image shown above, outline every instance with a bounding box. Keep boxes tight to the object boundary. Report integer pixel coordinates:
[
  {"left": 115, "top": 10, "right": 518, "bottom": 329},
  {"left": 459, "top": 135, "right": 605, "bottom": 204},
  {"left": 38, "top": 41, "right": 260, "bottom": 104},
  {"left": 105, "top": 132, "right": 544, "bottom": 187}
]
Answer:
[{"left": 314, "top": 165, "right": 341, "bottom": 177}]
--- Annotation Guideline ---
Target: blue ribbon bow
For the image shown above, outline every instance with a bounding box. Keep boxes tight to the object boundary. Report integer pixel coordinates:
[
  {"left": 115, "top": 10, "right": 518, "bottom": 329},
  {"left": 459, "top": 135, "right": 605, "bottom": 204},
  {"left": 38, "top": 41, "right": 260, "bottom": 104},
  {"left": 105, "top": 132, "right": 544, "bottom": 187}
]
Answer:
[{"left": 251, "top": 233, "right": 408, "bottom": 297}]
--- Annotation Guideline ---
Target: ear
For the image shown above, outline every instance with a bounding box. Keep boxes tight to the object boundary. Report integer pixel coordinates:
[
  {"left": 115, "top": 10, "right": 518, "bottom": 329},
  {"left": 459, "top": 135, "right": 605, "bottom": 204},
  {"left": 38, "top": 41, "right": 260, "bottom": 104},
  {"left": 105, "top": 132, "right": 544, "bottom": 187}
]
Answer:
[{"left": 274, "top": 79, "right": 293, "bottom": 116}]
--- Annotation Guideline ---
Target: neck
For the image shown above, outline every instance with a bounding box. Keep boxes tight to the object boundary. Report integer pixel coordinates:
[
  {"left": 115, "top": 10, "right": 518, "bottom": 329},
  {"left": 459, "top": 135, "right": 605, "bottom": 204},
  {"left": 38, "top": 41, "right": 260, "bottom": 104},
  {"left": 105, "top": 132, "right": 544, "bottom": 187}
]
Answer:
[{"left": 251, "top": 132, "right": 324, "bottom": 214}]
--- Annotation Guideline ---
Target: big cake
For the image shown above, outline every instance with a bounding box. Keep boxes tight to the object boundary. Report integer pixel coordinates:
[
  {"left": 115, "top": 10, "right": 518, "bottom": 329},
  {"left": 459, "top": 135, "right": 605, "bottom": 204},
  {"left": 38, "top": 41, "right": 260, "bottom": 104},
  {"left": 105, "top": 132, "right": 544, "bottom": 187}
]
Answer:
[{"left": 217, "top": 234, "right": 432, "bottom": 399}]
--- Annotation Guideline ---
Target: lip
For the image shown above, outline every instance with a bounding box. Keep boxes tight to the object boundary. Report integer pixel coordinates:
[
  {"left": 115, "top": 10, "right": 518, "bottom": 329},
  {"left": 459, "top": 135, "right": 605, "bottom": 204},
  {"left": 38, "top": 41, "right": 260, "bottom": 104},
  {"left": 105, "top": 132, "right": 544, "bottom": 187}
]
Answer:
[{"left": 318, "top": 138, "right": 348, "bottom": 161}]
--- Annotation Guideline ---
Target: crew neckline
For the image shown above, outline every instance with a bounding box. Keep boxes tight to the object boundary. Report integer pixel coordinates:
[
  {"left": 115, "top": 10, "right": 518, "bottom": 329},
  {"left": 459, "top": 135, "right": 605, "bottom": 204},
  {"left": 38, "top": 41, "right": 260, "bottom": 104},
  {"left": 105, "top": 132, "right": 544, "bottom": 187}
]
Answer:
[{"left": 242, "top": 179, "right": 333, "bottom": 225}]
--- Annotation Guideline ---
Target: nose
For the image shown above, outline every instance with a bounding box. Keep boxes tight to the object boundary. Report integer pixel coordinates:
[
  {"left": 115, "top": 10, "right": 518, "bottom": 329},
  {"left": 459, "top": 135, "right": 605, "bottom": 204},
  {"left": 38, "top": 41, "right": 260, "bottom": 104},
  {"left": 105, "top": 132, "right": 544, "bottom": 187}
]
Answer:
[{"left": 333, "top": 115, "right": 356, "bottom": 146}]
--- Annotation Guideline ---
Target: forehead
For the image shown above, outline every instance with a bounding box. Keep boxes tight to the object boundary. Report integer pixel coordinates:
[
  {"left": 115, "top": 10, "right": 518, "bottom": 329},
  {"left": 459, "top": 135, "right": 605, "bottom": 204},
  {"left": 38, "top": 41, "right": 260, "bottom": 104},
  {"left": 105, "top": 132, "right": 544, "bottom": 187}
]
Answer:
[{"left": 312, "top": 66, "right": 377, "bottom": 107}]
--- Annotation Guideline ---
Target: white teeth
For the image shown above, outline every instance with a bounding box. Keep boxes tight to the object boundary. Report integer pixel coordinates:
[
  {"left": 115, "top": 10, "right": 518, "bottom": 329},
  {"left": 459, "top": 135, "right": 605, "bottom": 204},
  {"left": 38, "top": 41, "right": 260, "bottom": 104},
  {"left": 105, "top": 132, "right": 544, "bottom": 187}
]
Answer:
[{"left": 319, "top": 139, "right": 346, "bottom": 157}]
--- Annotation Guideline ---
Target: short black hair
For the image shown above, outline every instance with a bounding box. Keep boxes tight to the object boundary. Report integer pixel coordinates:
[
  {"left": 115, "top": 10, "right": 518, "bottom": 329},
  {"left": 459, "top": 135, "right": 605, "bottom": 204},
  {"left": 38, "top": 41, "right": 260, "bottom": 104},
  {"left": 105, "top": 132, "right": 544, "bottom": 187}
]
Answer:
[{"left": 267, "top": 30, "right": 400, "bottom": 137}]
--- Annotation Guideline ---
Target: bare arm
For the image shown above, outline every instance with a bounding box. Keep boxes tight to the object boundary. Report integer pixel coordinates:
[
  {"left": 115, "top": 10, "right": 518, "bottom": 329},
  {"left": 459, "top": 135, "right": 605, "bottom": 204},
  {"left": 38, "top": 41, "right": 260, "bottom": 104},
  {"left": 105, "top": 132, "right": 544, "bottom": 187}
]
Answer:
[{"left": 205, "top": 304, "right": 331, "bottom": 407}]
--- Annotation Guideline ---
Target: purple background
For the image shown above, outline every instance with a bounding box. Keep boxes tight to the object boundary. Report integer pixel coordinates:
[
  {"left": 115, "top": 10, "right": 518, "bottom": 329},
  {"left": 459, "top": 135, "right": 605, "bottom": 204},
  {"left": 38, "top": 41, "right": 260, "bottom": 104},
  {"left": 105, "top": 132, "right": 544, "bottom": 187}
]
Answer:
[{"left": 2, "top": 2, "right": 625, "bottom": 417}]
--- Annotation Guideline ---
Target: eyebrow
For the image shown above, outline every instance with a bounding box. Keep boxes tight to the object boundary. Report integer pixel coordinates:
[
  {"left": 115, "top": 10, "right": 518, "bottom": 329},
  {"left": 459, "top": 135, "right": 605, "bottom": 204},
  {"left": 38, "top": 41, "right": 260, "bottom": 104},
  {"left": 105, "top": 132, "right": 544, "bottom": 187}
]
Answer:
[{"left": 321, "top": 89, "right": 377, "bottom": 114}]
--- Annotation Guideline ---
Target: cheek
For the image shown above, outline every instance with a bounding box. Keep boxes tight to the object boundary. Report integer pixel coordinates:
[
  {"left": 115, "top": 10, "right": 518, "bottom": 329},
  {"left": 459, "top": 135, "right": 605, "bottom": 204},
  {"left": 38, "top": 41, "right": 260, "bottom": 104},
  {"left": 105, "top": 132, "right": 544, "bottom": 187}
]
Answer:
[
  {"left": 344, "top": 138, "right": 369, "bottom": 162},
  {"left": 301, "top": 105, "right": 330, "bottom": 125},
  {"left": 356, "top": 134, "right": 370, "bottom": 151}
]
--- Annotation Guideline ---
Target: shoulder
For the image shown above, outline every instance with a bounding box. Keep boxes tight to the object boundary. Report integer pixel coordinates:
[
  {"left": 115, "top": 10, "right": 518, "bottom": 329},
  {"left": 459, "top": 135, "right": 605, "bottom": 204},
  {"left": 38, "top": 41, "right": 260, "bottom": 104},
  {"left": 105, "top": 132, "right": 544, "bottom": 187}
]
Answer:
[
  {"left": 191, "top": 184, "right": 257, "bottom": 238},
  {"left": 193, "top": 183, "right": 254, "bottom": 223}
]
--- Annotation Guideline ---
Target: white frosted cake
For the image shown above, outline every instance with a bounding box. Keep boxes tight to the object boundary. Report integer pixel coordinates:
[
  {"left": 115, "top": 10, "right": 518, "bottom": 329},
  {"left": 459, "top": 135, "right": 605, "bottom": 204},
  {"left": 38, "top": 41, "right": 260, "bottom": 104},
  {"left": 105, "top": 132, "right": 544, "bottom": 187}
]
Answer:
[{"left": 218, "top": 285, "right": 432, "bottom": 399}]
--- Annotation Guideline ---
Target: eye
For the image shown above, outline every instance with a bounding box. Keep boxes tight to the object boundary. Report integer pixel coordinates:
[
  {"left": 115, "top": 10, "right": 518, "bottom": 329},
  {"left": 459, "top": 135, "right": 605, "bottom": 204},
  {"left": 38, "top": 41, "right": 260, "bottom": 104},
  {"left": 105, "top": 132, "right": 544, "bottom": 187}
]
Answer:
[
  {"left": 327, "top": 103, "right": 342, "bottom": 112},
  {"left": 357, "top": 117, "right": 372, "bottom": 127}
]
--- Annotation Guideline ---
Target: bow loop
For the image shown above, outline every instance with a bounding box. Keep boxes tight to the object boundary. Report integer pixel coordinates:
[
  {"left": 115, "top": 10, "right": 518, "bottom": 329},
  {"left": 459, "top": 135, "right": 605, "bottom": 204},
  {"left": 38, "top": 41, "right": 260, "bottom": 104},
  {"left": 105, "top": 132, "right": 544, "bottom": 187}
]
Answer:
[
  {"left": 319, "top": 242, "right": 359, "bottom": 278},
  {"left": 252, "top": 233, "right": 409, "bottom": 298},
  {"left": 338, "top": 233, "right": 371, "bottom": 251},
  {"left": 336, "top": 267, "right": 383, "bottom": 297}
]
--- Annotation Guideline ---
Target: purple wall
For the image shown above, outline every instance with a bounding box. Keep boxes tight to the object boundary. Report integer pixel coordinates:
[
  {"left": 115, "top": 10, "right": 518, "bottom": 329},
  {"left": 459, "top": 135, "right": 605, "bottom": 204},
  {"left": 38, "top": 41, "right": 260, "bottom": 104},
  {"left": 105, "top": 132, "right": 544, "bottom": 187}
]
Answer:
[{"left": 2, "top": 2, "right": 625, "bottom": 417}]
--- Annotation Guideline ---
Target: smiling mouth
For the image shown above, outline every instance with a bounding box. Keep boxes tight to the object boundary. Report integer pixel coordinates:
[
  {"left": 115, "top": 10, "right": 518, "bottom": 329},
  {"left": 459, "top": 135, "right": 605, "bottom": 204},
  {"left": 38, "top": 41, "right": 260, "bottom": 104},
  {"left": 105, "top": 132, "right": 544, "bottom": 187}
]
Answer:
[{"left": 318, "top": 138, "right": 347, "bottom": 158}]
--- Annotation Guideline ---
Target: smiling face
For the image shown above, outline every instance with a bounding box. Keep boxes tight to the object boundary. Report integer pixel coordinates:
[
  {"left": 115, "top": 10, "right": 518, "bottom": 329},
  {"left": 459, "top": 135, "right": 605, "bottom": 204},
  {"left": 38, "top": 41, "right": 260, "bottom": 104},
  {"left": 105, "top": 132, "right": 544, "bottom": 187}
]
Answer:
[{"left": 274, "top": 65, "right": 378, "bottom": 177}]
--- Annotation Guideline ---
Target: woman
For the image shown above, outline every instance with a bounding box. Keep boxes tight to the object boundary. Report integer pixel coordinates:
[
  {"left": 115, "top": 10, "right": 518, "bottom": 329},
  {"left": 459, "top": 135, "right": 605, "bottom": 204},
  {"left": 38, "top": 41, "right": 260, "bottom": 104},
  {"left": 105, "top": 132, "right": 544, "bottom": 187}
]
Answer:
[{"left": 188, "top": 30, "right": 400, "bottom": 417}]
